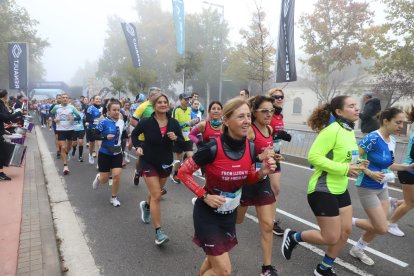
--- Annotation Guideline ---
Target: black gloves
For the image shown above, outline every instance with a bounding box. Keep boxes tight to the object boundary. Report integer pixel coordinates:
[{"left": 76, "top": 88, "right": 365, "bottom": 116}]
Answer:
[{"left": 275, "top": 130, "right": 291, "bottom": 142}]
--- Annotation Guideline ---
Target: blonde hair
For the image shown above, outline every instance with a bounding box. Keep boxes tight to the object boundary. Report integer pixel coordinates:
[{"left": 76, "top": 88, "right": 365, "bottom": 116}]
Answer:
[
  {"left": 222, "top": 97, "right": 249, "bottom": 132},
  {"left": 267, "top": 88, "right": 284, "bottom": 97}
]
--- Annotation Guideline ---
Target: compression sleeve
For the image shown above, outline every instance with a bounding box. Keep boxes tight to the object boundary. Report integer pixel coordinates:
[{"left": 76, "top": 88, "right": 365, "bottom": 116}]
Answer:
[
  {"left": 308, "top": 127, "right": 349, "bottom": 176},
  {"left": 177, "top": 158, "right": 206, "bottom": 198},
  {"left": 189, "top": 126, "right": 201, "bottom": 144}
]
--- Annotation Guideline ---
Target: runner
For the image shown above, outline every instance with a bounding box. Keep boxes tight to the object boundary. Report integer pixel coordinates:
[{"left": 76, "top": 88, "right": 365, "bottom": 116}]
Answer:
[
  {"left": 120, "top": 100, "right": 132, "bottom": 166},
  {"left": 350, "top": 107, "right": 414, "bottom": 265},
  {"left": 49, "top": 95, "right": 62, "bottom": 158},
  {"left": 86, "top": 95, "right": 103, "bottom": 164},
  {"left": 177, "top": 97, "right": 276, "bottom": 276},
  {"left": 236, "top": 95, "right": 281, "bottom": 276},
  {"left": 130, "top": 87, "right": 161, "bottom": 186},
  {"left": 39, "top": 99, "right": 48, "bottom": 128},
  {"left": 91, "top": 99, "right": 125, "bottom": 207},
  {"left": 50, "top": 93, "right": 81, "bottom": 175},
  {"left": 131, "top": 94, "right": 184, "bottom": 245},
  {"left": 71, "top": 102, "right": 86, "bottom": 162},
  {"left": 171, "top": 93, "right": 198, "bottom": 183},
  {"left": 189, "top": 101, "right": 223, "bottom": 146},
  {"left": 268, "top": 88, "right": 292, "bottom": 235},
  {"left": 281, "top": 95, "right": 367, "bottom": 276},
  {"left": 389, "top": 106, "right": 414, "bottom": 236}
]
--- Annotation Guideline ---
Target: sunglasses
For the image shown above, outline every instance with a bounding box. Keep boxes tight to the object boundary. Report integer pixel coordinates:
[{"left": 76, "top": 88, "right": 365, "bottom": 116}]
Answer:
[
  {"left": 272, "top": 95, "right": 284, "bottom": 100},
  {"left": 256, "top": 108, "right": 275, "bottom": 114}
]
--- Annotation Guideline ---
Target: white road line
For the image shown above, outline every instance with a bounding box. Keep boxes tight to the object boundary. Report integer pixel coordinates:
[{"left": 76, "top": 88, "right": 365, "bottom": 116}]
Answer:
[
  {"left": 274, "top": 209, "right": 409, "bottom": 267},
  {"left": 245, "top": 213, "right": 374, "bottom": 276},
  {"left": 282, "top": 161, "right": 403, "bottom": 193}
]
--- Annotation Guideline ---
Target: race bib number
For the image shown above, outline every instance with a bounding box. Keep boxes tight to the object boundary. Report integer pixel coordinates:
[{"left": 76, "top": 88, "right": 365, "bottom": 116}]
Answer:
[{"left": 216, "top": 189, "right": 242, "bottom": 213}]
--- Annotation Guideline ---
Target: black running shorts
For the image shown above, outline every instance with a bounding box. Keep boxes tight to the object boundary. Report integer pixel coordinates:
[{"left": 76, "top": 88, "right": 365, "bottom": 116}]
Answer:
[
  {"left": 56, "top": 130, "right": 74, "bottom": 141},
  {"left": 307, "top": 190, "right": 351, "bottom": 217},
  {"left": 397, "top": 171, "right": 414, "bottom": 184},
  {"left": 98, "top": 151, "right": 123, "bottom": 172}
]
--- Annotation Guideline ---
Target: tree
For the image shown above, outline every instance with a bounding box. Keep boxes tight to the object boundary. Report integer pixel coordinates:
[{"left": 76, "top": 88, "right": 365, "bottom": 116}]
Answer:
[
  {"left": 299, "top": 0, "right": 377, "bottom": 102},
  {"left": 372, "top": 71, "right": 414, "bottom": 108},
  {"left": 239, "top": 2, "right": 275, "bottom": 94},
  {"left": 124, "top": 64, "right": 157, "bottom": 95},
  {"left": 175, "top": 51, "right": 203, "bottom": 92},
  {"left": 109, "top": 76, "right": 126, "bottom": 99},
  {"left": 223, "top": 46, "right": 250, "bottom": 90},
  {"left": 0, "top": 0, "right": 49, "bottom": 89}
]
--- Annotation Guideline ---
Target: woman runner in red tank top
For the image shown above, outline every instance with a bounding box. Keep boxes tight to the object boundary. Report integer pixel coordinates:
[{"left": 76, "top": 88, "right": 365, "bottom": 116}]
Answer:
[
  {"left": 237, "top": 95, "right": 282, "bottom": 276},
  {"left": 178, "top": 98, "right": 276, "bottom": 276},
  {"left": 188, "top": 101, "right": 223, "bottom": 146}
]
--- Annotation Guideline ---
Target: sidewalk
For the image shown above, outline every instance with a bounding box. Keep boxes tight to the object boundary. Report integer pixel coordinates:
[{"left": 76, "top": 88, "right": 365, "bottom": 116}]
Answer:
[{"left": 0, "top": 130, "right": 61, "bottom": 275}]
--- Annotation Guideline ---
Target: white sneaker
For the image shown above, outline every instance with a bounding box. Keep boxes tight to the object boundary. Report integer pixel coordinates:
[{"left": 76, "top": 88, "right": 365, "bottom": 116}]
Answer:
[
  {"left": 88, "top": 154, "right": 94, "bottom": 164},
  {"left": 388, "top": 197, "right": 398, "bottom": 218},
  {"left": 110, "top": 196, "right": 121, "bottom": 207},
  {"left": 92, "top": 173, "right": 100, "bottom": 190},
  {"left": 388, "top": 223, "right": 405, "bottom": 237},
  {"left": 349, "top": 246, "right": 374, "bottom": 265},
  {"left": 193, "top": 169, "right": 202, "bottom": 177},
  {"left": 92, "top": 151, "right": 97, "bottom": 158},
  {"left": 191, "top": 197, "right": 197, "bottom": 205}
]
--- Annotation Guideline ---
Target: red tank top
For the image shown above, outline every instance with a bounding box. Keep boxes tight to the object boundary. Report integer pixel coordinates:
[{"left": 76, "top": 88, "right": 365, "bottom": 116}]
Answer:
[
  {"left": 204, "top": 138, "right": 253, "bottom": 194},
  {"left": 270, "top": 114, "right": 284, "bottom": 133},
  {"left": 202, "top": 121, "right": 222, "bottom": 142},
  {"left": 252, "top": 124, "right": 273, "bottom": 156}
]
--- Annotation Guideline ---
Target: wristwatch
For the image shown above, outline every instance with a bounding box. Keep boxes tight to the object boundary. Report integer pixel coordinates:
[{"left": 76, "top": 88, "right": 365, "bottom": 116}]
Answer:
[{"left": 201, "top": 192, "right": 208, "bottom": 200}]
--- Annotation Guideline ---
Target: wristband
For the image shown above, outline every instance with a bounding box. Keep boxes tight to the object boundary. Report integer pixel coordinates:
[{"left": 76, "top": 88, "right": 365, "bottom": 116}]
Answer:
[{"left": 201, "top": 193, "right": 208, "bottom": 200}]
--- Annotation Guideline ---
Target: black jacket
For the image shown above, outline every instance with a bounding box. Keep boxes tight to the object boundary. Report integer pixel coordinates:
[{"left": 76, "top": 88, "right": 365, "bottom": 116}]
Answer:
[
  {"left": 359, "top": 98, "right": 381, "bottom": 133},
  {"left": 131, "top": 114, "right": 184, "bottom": 167},
  {"left": 0, "top": 100, "right": 22, "bottom": 136}
]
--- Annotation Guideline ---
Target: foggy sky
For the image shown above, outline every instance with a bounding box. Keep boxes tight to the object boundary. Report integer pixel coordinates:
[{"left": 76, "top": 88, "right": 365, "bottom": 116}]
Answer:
[{"left": 15, "top": 0, "right": 382, "bottom": 85}]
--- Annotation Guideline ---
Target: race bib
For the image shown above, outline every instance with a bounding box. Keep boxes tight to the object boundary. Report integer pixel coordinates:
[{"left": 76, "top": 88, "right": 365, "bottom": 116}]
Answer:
[
  {"left": 182, "top": 129, "right": 190, "bottom": 139},
  {"left": 351, "top": 150, "right": 359, "bottom": 164},
  {"left": 216, "top": 189, "right": 242, "bottom": 213}
]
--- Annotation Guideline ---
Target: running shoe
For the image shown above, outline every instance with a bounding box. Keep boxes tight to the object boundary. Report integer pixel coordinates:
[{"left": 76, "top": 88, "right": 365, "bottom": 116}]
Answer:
[
  {"left": 314, "top": 264, "right": 337, "bottom": 276},
  {"left": 388, "top": 223, "right": 405, "bottom": 237},
  {"left": 110, "top": 196, "right": 121, "bottom": 207},
  {"left": 133, "top": 172, "right": 140, "bottom": 186},
  {"left": 92, "top": 173, "right": 100, "bottom": 190},
  {"left": 349, "top": 246, "right": 374, "bottom": 265},
  {"left": 56, "top": 152, "right": 61, "bottom": 159},
  {"left": 63, "top": 166, "right": 69, "bottom": 175},
  {"left": 88, "top": 154, "right": 94, "bottom": 164},
  {"left": 261, "top": 265, "right": 278, "bottom": 276},
  {"left": 78, "top": 157, "right": 84, "bottom": 162},
  {"left": 0, "top": 173, "right": 12, "bottom": 181},
  {"left": 281, "top": 228, "right": 298, "bottom": 260},
  {"left": 92, "top": 151, "right": 97, "bottom": 158},
  {"left": 273, "top": 219, "right": 285, "bottom": 236},
  {"left": 388, "top": 197, "right": 398, "bottom": 218},
  {"left": 161, "top": 188, "right": 167, "bottom": 196},
  {"left": 155, "top": 228, "right": 170, "bottom": 245},
  {"left": 170, "top": 174, "right": 181, "bottom": 184},
  {"left": 139, "top": 201, "right": 151, "bottom": 224},
  {"left": 191, "top": 197, "right": 197, "bottom": 205}
]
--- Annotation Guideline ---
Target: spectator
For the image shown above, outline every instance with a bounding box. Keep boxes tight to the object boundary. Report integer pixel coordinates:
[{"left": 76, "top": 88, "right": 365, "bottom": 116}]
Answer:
[
  {"left": 239, "top": 89, "right": 250, "bottom": 99},
  {"left": 359, "top": 93, "right": 381, "bottom": 134},
  {"left": 0, "top": 89, "right": 23, "bottom": 181}
]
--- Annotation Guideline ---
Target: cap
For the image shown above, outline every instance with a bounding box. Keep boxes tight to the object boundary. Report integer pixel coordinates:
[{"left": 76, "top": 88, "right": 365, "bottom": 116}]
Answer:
[
  {"left": 179, "top": 93, "right": 192, "bottom": 100},
  {"left": 135, "top": 93, "right": 146, "bottom": 102}
]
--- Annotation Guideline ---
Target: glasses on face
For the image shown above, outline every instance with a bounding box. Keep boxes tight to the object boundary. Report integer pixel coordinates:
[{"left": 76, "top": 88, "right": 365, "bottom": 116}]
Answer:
[
  {"left": 256, "top": 108, "right": 275, "bottom": 114},
  {"left": 272, "top": 95, "right": 284, "bottom": 100}
]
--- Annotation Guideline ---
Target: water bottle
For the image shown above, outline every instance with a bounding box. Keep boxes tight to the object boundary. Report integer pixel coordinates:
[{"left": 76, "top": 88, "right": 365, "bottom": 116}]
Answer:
[{"left": 273, "top": 139, "right": 281, "bottom": 153}]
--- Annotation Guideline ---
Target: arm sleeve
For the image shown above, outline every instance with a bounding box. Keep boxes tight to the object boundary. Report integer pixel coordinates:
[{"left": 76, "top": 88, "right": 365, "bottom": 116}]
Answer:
[
  {"left": 308, "top": 127, "right": 349, "bottom": 176},
  {"left": 177, "top": 158, "right": 206, "bottom": 198},
  {"left": 189, "top": 126, "right": 201, "bottom": 144}
]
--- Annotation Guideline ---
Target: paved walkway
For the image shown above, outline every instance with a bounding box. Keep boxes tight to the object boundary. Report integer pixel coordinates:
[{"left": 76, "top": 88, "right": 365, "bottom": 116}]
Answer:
[{"left": 0, "top": 130, "right": 61, "bottom": 276}]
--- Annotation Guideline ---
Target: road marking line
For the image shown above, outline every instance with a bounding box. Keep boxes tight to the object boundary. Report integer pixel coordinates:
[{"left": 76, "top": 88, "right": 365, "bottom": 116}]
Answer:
[
  {"left": 274, "top": 208, "right": 409, "bottom": 267},
  {"left": 245, "top": 213, "right": 374, "bottom": 276}
]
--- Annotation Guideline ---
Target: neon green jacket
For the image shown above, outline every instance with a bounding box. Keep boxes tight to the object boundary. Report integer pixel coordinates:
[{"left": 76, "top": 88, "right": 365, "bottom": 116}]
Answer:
[{"left": 307, "top": 122, "right": 358, "bottom": 195}]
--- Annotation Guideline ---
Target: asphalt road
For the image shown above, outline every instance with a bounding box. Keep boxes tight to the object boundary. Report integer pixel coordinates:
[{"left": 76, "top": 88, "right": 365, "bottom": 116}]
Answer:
[{"left": 39, "top": 128, "right": 414, "bottom": 276}]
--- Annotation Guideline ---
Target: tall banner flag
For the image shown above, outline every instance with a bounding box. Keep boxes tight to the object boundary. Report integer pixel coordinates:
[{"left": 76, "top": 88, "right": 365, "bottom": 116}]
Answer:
[
  {"left": 121, "top": 23, "right": 142, "bottom": 68},
  {"left": 172, "top": 0, "right": 185, "bottom": 55},
  {"left": 276, "top": 0, "right": 297, "bottom": 83},
  {"left": 8, "top": 43, "right": 28, "bottom": 90}
]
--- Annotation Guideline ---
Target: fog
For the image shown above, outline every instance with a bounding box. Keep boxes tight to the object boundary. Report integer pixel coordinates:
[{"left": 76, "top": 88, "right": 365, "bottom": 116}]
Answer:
[{"left": 16, "top": 0, "right": 322, "bottom": 84}]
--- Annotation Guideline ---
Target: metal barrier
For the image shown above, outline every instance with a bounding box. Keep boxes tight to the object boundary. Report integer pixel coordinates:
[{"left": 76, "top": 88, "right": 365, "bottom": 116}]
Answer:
[{"left": 281, "top": 128, "right": 409, "bottom": 164}]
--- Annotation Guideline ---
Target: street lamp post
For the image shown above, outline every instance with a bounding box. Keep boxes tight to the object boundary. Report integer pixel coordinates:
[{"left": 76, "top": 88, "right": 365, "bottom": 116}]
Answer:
[{"left": 202, "top": 1, "right": 224, "bottom": 102}]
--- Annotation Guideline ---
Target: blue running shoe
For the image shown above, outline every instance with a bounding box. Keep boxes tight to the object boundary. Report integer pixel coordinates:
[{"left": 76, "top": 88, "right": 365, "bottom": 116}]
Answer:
[
  {"left": 139, "top": 201, "right": 151, "bottom": 224},
  {"left": 155, "top": 228, "right": 170, "bottom": 245}
]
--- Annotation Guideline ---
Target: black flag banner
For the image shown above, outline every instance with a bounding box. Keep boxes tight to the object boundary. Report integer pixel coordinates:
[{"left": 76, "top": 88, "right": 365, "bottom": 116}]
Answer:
[
  {"left": 276, "top": 0, "right": 297, "bottom": 83},
  {"left": 8, "top": 43, "right": 28, "bottom": 90},
  {"left": 121, "top": 22, "right": 142, "bottom": 68}
]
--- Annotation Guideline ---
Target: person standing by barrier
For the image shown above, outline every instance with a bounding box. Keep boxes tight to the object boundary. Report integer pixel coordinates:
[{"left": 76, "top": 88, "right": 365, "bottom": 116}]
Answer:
[
  {"left": 350, "top": 107, "right": 414, "bottom": 265},
  {"left": 0, "top": 89, "right": 23, "bottom": 181},
  {"left": 131, "top": 94, "right": 184, "bottom": 245},
  {"left": 236, "top": 95, "right": 281, "bottom": 276},
  {"left": 281, "top": 95, "right": 366, "bottom": 276},
  {"left": 388, "top": 106, "right": 414, "bottom": 236},
  {"left": 268, "top": 88, "right": 292, "bottom": 235},
  {"left": 177, "top": 98, "right": 277, "bottom": 276},
  {"left": 91, "top": 99, "right": 125, "bottom": 207},
  {"left": 50, "top": 93, "right": 81, "bottom": 175},
  {"left": 360, "top": 93, "right": 381, "bottom": 134}
]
